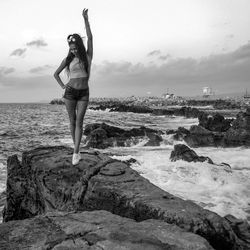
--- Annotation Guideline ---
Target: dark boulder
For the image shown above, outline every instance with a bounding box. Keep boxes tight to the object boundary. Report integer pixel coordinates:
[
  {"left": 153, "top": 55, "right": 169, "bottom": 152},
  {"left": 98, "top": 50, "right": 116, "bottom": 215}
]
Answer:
[
  {"left": 198, "top": 112, "right": 232, "bottom": 132},
  {"left": 184, "top": 125, "right": 224, "bottom": 147},
  {"left": 84, "top": 123, "right": 163, "bottom": 148},
  {"left": 224, "top": 214, "right": 250, "bottom": 249},
  {"left": 170, "top": 144, "right": 213, "bottom": 164}
]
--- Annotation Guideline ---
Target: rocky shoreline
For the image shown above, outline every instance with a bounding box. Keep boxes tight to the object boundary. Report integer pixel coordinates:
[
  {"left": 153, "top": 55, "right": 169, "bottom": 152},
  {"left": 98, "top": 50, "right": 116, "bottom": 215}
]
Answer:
[
  {"left": 1, "top": 100, "right": 249, "bottom": 249},
  {"left": 1, "top": 146, "right": 250, "bottom": 249},
  {"left": 81, "top": 108, "right": 250, "bottom": 148}
]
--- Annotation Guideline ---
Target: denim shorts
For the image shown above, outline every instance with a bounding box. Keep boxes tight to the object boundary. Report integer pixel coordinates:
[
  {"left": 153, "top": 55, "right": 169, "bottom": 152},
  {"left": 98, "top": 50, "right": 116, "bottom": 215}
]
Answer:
[{"left": 63, "top": 85, "right": 89, "bottom": 101}]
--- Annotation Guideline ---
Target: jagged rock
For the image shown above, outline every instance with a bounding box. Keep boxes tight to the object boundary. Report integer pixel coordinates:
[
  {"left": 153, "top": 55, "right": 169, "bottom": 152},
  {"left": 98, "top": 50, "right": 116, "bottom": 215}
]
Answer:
[
  {"left": 198, "top": 113, "right": 232, "bottom": 132},
  {"left": 223, "top": 109, "right": 250, "bottom": 146},
  {"left": 173, "top": 106, "right": 202, "bottom": 118},
  {"left": 110, "top": 104, "right": 152, "bottom": 113},
  {"left": 0, "top": 210, "right": 214, "bottom": 250},
  {"left": 2, "top": 146, "right": 245, "bottom": 249},
  {"left": 144, "top": 133, "right": 163, "bottom": 146},
  {"left": 173, "top": 127, "right": 190, "bottom": 141},
  {"left": 166, "top": 129, "right": 176, "bottom": 135},
  {"left": 152, "top": 106, "right": 203, "bottom": 118},
  {"left": 184, "top": 125, "right": 224, "bottom": 147},
  {"left": 224, "top": 214, "right": 250, "bottom": 249},
  {"left": 83, "top": 123, "right": 163, "bottom": 148},
  {"left": 170, "top": 144, "right": 213, "bottom": 164}
]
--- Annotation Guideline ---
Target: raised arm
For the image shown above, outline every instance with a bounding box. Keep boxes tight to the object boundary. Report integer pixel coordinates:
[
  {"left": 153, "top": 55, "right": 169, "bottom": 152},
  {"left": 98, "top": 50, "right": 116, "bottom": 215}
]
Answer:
[
  {"left": 82, "top": 8, "right": 93, "bottom": 60},
  {"left": 53, "top": 58, "right": 67, "bottom": 89}
]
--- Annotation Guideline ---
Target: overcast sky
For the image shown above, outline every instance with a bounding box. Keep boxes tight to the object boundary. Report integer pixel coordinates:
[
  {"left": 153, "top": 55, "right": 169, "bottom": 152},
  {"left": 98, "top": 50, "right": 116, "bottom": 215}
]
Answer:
[{"left": 0, "top": 0, "right": 250, "bottom": 102}]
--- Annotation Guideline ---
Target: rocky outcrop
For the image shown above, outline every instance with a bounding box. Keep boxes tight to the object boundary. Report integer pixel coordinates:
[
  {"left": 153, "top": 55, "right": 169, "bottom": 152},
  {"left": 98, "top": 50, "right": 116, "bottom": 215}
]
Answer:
[
  {"left": 224, "top": 214, "right": 250, "bottom": 247},
  {"left": 110, "top": 104, "right": 152, "bottom": 113},
  {"left": 170, "top": 144, "right": 213, "bottom": 164},
  {"left": 83, "top": 123, "right": 163, "bottom": 148},
  {"left": 224, "top": 108, "right": 250, "bottom": 146},
  {"left": 0, "top": 210, "right": 213, "bottom": 250},
  {"left": 183, "top": 109, "right": 250, "bottom": 147},
  {"left": 183, "top": 125, "right": 225, "bottom": 147},
  {"left": 170, "top": 144, "right": 231, "bottom": 170},
  {"left": 2, "top": 146, "right": 247, "bottom": 249},
  {"left": 50, "top": 98, "right": 64, "bottom": 105},
  {"left": 198, "top": 112, "right": 232, "bottom": 132}
]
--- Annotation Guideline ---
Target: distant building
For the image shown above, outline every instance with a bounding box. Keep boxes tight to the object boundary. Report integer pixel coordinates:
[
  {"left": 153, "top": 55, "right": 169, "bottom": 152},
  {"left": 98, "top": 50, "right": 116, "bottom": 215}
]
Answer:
[
  {"left": 243, "top": 89, "right": 250, "bottom": 99},
  {"left": 162, "top": 93, "right": 175, "bottom": 99},
  {"left": 202, "top": 87, "right": 214, "bottom": 98}
]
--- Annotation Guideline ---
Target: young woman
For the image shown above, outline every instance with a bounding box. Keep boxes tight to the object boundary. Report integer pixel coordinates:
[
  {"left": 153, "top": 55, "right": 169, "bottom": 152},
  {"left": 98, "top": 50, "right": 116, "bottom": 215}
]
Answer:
[{"left": 54, "top": 8, "right": 93, "bottom": 165}]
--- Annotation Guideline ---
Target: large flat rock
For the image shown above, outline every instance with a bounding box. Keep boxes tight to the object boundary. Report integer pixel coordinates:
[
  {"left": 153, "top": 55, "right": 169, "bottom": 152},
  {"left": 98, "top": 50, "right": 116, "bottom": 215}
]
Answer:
[
  {"left": 2, "top": 146, "right": 244, "bottom": 249},
  {"left": 0, "top": 210, "right": 213, "bottom": 249}
]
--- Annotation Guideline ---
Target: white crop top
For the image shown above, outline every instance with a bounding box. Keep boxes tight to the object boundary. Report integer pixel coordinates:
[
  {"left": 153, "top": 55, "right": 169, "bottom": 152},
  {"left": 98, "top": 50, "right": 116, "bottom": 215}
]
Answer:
[{"left": 69, "top": 57, "right": 88, "bottom": 79}]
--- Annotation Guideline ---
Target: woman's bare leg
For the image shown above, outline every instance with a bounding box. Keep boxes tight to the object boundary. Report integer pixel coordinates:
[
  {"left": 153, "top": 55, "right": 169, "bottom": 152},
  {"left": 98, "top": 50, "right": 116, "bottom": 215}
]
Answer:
[
  {"left": 74, "top": 100, "right": 89, "bottom": 153},
  {"left": 64, "top": 98, "right": 77, "bottom": 144}
]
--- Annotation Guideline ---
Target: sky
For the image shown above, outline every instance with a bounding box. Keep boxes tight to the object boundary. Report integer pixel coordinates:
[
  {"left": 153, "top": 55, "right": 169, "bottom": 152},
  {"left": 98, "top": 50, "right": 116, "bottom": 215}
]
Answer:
[{"left": 0, "top": 0, "right": 250, "bottom": 102}]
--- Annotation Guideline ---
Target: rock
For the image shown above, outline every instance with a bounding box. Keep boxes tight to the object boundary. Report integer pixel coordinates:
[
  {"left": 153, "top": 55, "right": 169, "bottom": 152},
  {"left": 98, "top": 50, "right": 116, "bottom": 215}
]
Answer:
[
  {"left": 170, "top": 144, "right": 213, "bottom": 164},
  {"left": 173, "top": 106, "right": 202, "bottom": 118},
  {"left": 173, "top": 127, "right": 190, "bottom": 141},
  {"left": 166, "top": 129, "right": 176, "bottom": 135},
  {"left": 223, "top": 110, "right": 250, "bottom": 146},
  {"left": 224, "top": 214, "right": 250, "bottom": 249},
  {"left": 198, "top": 113, "right": 232, "bottom": 132},
  {"left": 144, "top": 133, "right": 163, "bottom": 146},
  {"left": 184, "top": 125, "right": 224, "bottom": 147},
  {"left": 84, "top": 123, "right": 163, "bottom": 148},
  {"left": 152, "top": 109, "right": 175, "bottom": 116},
  {"left": 2, "top": 146, "right": 244, "bottom": 249},
  {"left": 0, "top": 210, "right": 214, "bottom": 250},
  {"left": 110, "top": 104, "right": 152, "bottom": 113}
]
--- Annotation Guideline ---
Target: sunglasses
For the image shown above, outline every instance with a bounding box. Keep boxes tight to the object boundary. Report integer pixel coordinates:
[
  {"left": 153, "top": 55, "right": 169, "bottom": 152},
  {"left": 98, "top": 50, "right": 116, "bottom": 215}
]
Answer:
[{"left": 67, "top": 35, "right": 76, "bottom": 43}]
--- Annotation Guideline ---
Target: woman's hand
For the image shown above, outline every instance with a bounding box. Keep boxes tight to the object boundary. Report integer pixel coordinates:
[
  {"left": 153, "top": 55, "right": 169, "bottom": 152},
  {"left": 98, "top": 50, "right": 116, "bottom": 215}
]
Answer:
[{"left": 82, "top": 8, "right": 88, "bottom": 20}]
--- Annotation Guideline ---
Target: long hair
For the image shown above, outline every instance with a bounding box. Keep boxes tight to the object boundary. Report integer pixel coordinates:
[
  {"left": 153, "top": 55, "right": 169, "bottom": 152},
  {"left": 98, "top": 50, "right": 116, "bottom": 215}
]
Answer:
[{"left": 65, "top": 33, "right": 89, "bottom": 77}]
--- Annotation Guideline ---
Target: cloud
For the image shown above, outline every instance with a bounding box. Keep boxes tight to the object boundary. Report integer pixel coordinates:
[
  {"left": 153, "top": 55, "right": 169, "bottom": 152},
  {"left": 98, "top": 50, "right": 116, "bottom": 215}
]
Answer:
[
  {"left": 10, "top": 48, "right": 27, "bottom": 57},
  {"left": 90, "top": 42, "right": 250, "bottom": 97},
  {"left": 0, "top": 67, "right": 15, "bottom": 77},
  {"left": 26, "top": 38, "right": 48, "bottom": 48},
  {"left": 29, "top": 65, "right": 53, "bottom": 74},
  {"left": 1, "top": 42, "right": 250, "bottom": 100},
  {"left": 147, "top": 50, "right": 161, "bottom": 57},
  {"left": 159, "top": 54, "right": 171, "bottom": 61},
  {"left": 226, "top": 34, "right": 234, "bottom": 39}
]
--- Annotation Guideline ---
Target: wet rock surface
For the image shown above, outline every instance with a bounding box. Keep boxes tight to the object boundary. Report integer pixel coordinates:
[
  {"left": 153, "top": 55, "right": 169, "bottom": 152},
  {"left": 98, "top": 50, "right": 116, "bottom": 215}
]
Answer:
[
  {"left": 83, "top": 123, "right": 163, "bottom": 148},
  {"left": 170, "top": 144, "right": 214, "bottom": 164},
  {"left": 0, "top": 210, "right": 214, "bottom": 250},
  {"left": 170, "top": 144, "right": 232, "bottom": 171},
  {"left": 181, "top": 108, "right": 250, "bottom": 147},
  {"left": 1, "top": 146, "right": 248, "bottom": 249}
]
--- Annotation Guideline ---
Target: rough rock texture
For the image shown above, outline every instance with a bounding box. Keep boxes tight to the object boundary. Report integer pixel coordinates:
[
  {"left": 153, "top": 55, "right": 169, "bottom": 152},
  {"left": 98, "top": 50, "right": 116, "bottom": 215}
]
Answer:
[
  {"left": 170, "top": 144, "right": 214, "bottom": 164},
  {"left": 2, "top": 146, "right": 247, "bottom": 249},
  {"left": 152, "top": 107, "right": 203, "bottom": 118},
  {"left": 183, "top": 125, "right": 225, "bottom": 147},
  {"left": 183, "top": 109, "right": 250, "bottom": 147},
  {"left": 0, "top": 210, "right": 214, "bottom": 250},
  {"left": 224, "top": 214, "right": 250, "bottom": 247},
  {"left": 110, "top": 104, "right": 153, "bottom": 113},
  {"left": 198, "top": 112, "right": 232, "bottom": 132},
  {"left": 224, "top": 109, "right": 250, "bottom": 146},
  {"left": 83, "top": 123, "right": 163, "bottom": 148},
  {"left": 170, "top": 144, "right": 232, "bottom": 170}
]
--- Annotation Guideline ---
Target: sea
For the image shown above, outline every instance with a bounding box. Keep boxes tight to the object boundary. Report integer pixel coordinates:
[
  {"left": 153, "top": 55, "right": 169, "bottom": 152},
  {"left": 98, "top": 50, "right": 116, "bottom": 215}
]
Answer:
[{"left": 0, "top": 103, "right": 250, "bottom": 223}]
